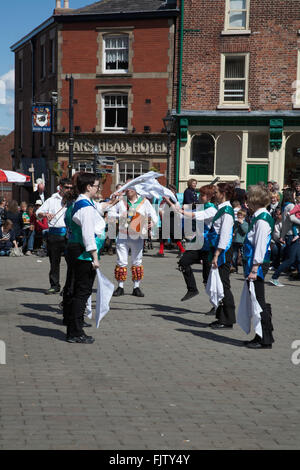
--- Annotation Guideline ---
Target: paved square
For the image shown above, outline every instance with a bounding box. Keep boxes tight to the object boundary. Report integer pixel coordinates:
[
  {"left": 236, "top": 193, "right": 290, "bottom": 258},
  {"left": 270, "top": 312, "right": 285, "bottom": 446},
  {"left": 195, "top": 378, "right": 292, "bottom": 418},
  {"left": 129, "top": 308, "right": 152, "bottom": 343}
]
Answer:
[{"left": 0, "top": 247, "right": 300, "bottom": 450}]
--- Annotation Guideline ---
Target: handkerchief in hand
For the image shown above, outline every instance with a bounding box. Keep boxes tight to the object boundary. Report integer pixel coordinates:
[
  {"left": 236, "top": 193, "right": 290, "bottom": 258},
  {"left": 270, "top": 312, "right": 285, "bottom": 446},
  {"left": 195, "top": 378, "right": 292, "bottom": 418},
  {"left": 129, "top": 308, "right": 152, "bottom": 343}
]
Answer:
[
  {"left": 237, "top": 280, "right": 263, "bottom": 338},
  {"left": 205, "top": 268, "right": 224, "bottom": 309},
  {"left": 95, "top": 270, "right": 114, "bottom": 328}
]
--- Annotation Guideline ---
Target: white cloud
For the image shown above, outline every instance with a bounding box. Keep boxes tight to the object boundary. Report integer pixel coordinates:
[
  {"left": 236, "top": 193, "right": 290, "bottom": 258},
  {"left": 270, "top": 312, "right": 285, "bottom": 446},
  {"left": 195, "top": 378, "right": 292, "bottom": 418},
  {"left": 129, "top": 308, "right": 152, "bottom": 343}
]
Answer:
[{"left": 0, "top": 69, "right": 15, "bottom": 91}]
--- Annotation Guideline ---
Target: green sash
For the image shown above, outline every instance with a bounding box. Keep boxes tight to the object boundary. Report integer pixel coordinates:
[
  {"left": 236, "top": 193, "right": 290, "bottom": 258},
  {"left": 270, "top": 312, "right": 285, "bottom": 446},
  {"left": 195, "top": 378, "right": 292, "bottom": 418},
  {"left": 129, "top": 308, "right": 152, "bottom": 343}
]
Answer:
[
  {"left": 248, "top": 211, "right": 274, "bottom": 233},
  {"left": 212, "top": 204, "right": 235, "bottom": 224}
]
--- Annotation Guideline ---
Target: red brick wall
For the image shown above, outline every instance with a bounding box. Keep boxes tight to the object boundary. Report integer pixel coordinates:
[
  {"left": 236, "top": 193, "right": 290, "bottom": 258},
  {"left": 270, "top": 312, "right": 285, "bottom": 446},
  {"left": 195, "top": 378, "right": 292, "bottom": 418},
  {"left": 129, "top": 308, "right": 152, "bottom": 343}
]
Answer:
[{"left": 173, "top": 0, "right": 300, "bottom": 111}]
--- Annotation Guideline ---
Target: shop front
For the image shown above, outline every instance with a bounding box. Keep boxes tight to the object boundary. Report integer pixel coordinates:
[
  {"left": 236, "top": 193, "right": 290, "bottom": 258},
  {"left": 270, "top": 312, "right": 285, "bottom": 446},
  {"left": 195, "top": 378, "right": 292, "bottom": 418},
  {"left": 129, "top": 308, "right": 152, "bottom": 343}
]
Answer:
[{"left": 176, "top": 111, "right": 300, "bottom": 192}]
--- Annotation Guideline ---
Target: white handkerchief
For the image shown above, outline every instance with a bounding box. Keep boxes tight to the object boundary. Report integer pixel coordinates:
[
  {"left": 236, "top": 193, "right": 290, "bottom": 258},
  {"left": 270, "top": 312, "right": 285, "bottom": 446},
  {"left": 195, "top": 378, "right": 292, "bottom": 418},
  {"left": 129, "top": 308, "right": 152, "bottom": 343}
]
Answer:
[
  {"left": 95, "top": 270, "right": 115, "bottom": 328},
  {"left": 85, "top": 295, "right": 92, "bottom": 319},
  {"left": 237, "top": 280, "right": 263, "bottom": 338},
  {"left": 205, "top": 268, "right": 224, "bottom": 309}
]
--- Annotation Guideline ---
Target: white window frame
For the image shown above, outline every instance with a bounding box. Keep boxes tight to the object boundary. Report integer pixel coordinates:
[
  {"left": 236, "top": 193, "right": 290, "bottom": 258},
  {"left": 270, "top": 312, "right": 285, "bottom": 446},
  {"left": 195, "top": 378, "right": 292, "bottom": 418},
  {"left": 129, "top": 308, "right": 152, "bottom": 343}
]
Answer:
[
  {"left": 102, "top": 93, "right": 128, "bottom": 133},
  {"left": 224, "top": 0, "right": 250, "bottom": 32},
  {"left": 293, "top": 50, "right": 300, "bottom": 108},
  {"left": 117, "top": 160, "right": 149, "bottom": 184},
  {"left": 103, "top": 34, "right": 129, "bottom": 74},
  {"left": 219, "top": 53, "right": 249, "bottom": 108}
]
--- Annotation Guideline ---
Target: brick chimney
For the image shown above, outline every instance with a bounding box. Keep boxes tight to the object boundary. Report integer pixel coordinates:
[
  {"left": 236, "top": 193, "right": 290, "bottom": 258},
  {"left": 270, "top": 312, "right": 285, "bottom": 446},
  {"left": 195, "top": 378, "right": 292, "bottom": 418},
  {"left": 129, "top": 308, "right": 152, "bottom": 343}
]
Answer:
[{"left": 54, "top": 0, "right": 71, "bottom": 14}]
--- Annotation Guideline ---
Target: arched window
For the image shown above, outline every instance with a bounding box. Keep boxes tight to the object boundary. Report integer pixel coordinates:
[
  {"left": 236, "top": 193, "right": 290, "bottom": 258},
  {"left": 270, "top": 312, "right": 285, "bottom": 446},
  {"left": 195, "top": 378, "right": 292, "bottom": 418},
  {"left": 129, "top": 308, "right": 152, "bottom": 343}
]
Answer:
[
  {"left": 190, "top": 134, "right": 215, "bottom": 175},
  {"left": 215, "top": 133, "right": 241, "bottom": 175}
]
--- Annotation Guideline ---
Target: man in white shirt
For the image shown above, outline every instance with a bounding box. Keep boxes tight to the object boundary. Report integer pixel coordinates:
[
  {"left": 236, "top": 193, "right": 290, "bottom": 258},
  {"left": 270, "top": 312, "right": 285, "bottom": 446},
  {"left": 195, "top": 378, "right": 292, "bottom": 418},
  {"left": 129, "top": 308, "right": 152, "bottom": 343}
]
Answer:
[
  {"left": 36, "top": 178, "right": 72, "bottom": 294},
  {"left": 108, "top": 186, "right": 158, "bottom": 297}
]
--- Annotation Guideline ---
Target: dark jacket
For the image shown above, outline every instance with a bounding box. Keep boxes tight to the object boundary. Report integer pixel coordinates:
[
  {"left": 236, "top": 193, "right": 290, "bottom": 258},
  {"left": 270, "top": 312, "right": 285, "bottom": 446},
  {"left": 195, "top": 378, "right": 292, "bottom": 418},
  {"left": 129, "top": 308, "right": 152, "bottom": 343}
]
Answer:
[
  {"left": 0, "top": 227, "right": 16, "bottom": 251},
  {"left": 32, "top": 190, "right": 48, "bottom": 205},
  {"left": 3, "top": 211, "right": 23, "bottom": 238},
  {"left": 183, "top": 188, "right": 198, "bottom": 207}
]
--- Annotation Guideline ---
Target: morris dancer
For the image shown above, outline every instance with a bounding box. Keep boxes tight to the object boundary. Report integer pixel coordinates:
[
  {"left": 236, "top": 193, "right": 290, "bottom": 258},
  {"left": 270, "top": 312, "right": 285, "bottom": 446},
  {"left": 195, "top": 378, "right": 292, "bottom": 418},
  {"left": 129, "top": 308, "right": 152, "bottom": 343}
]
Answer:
[
  {"left": 65, "top": 173, "right": 105, "bottom": 344},
  {"left": 172, "top": 184, "right": 217, "bottom": 301},
  {"left": 109, "top": 185, "right": 158, "bottom": 297},
  {"left": 241, "top": 185, "right": 275, "bottom": 349},
  {"left": 208, "top": 183, "right": 236, "bottom": 329}
]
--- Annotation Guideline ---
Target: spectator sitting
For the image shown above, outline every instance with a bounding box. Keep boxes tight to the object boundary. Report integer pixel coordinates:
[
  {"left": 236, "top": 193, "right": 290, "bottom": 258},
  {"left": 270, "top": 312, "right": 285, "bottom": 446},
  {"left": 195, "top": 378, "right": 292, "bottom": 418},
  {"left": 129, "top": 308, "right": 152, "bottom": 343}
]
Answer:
[
  {"left": 0, "top": 219, "right": 18, "bottom": 256},
  {"left": 4, "top": 200, "right": 24, "bottom": 245}
]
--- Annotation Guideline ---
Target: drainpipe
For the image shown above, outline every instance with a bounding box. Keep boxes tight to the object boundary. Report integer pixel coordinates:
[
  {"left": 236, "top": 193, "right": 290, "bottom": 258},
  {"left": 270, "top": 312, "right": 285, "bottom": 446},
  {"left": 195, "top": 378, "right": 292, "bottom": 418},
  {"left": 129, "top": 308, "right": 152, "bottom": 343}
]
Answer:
[{"left": 176, "top": 0, "right": 184, "bottom": 189}]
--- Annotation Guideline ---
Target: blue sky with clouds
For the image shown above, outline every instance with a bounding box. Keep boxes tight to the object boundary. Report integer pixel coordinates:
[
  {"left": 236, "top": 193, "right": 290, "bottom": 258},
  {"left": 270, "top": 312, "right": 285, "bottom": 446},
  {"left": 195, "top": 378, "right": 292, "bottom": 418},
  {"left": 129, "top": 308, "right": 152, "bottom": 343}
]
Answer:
[{"left": 0, "top": 0, "right": 90, "bottom": 135}]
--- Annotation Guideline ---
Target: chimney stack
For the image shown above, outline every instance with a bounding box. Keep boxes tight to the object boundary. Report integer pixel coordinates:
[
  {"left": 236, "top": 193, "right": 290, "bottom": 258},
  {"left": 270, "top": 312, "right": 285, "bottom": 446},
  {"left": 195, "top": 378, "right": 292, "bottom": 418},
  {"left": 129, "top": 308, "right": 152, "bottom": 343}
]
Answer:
[
  {"left": 55, "top": 0, "right": 62, "bottom": 8},
  {"left": 64, "top": 0, "right": 70, "bottom": 8},
  {"left": 54, "top": 0, "right": 71, "bottom": 13}
]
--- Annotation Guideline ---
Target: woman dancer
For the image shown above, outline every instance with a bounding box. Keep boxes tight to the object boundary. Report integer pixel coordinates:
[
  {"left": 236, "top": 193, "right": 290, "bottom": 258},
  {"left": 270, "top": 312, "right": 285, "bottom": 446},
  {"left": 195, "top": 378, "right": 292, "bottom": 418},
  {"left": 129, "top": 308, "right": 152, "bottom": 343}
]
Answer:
[
  {"left": 242, "top": 185, "right": 275, "bottom": 349},
  {"left": 208, "top": 183, "right": 236, "bottom": 329}
]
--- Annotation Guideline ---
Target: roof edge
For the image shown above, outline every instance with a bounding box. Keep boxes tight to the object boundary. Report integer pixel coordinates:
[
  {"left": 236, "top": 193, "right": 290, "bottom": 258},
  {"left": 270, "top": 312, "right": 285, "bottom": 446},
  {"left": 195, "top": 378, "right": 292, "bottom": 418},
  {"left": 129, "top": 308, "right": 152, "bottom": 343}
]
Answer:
[{"left": 10, "top": 17, "right": 55, "bottom": 52}]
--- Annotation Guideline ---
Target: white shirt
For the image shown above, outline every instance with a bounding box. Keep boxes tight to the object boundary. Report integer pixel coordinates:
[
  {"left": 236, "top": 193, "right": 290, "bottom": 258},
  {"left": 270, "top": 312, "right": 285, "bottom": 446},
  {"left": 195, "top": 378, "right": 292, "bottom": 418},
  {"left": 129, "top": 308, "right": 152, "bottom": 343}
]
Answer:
[
  {"left": 246, "top": 208, "right": 271, "bottom": 265},
  {"left": 36, "top": 192, "right": 66, "bottom": 228},
  {"left": 213, "top": 201, "right": 234, "bottom": 251},
  {"left": 72, "top": 195, "right": 106, "bottom": 253},
  {"left": 108, "top": 196, "right": 158, "bottom": 238}
]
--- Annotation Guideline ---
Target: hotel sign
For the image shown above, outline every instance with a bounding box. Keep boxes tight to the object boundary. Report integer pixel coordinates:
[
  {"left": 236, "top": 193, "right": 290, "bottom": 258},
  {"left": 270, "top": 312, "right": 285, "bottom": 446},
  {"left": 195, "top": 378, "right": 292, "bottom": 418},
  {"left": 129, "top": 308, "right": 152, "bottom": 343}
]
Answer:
[{"left": 57, "top": 137, "right": 168, "bottom": 156}]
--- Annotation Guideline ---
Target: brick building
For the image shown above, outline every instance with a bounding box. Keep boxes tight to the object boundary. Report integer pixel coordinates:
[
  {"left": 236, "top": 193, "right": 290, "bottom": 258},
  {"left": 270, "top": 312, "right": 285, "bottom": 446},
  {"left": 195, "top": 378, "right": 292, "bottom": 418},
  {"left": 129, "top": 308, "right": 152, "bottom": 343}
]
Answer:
[
  {"left": 11, "top": 0, "right": 178, "bottom": 199},
  {"left": 0, "top": 132, "right": 14, "bottom": 200},
  {"left": 173, "top": 0, "right": 300, "bottom": 191}
]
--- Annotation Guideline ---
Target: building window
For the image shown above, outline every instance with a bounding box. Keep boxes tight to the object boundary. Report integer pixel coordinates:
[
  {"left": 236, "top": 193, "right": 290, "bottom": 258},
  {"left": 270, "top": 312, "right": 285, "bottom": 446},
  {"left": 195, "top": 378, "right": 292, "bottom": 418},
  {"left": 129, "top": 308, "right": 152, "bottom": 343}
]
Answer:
[
  {"left": 190, "top": 134, "right": 215, "bottom": 175},
  {"left": 49, "top": 39, "right": 55, "bottom": 74},
  {"left": 103, "top": 94, "right": 128, "bottom": 132},
  {"left": 40, "top": 44, "right": 46, "bottom": 79},
  {"left": 225, "top": 0, "right": 250, "bottom": 30},
  {"left": 103, "top": 35, "right": 129, "bottom": 73},
  {"left": 220, "top": 54, "right": 249, "bottom": 106},
  {"left": 248, "top": 133, "right": 269, "bottom": 158},
  {"left": 74, "top": 162, "right": 94, "bottom": 173},
  {"left": 190, "top": 133, "right": 241, "bottom": 176},
  {"left": 117, "top": 161, "right": 149, "bottom": 184}
]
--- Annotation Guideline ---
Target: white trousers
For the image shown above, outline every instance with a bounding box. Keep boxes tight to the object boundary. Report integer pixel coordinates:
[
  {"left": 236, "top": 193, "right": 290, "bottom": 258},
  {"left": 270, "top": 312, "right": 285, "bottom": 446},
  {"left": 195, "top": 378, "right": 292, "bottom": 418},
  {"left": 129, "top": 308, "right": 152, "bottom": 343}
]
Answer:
[{"left": 116, "top": 238, "right": 144, "bottom": 267}]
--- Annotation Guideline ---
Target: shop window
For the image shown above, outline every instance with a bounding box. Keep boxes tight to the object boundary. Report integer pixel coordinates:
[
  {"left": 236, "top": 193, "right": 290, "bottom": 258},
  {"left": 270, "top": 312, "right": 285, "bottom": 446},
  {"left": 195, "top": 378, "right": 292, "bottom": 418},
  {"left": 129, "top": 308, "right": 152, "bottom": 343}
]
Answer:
[
  {"left": 190, "top": 134, "right": 215, "bottom": 175},
  {"left": 103, "top": 35, "right": 129, "bottom": 73},
  {"left": 225, "top": 0, "right": 250, "bottom": 30},
  {"left": 118, "top": 161, "right": 149, "bottom": 184},
  {"left": 248, "top": 133, "right": 269, "bottom": 158},
  {"left": 103, "top": 94, "right": 128, "bottom": 132},
  {"left": 220, "top": 54, "right": 249, "bottom": 106},
  {"left": 216, "top": 133, "right": 241, "bottom": 175}
]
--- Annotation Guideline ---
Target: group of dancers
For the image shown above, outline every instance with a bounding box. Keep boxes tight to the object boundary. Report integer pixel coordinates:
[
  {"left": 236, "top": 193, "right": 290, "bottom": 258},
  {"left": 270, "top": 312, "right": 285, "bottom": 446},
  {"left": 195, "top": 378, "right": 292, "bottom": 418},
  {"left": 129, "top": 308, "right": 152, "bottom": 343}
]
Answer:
[{"left": 36, "top": 172, "right": 274, "bottom": 348}]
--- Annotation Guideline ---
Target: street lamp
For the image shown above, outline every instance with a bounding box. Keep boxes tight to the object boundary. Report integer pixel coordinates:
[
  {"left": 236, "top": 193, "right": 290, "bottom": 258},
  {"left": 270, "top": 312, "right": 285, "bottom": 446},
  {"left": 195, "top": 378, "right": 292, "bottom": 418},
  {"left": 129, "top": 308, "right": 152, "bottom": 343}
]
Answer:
[
  {"left": 162, "top": 110, "right": 174, "bottom": 185},
  {"left": 93, "top": 144, "right": 99, "bottom": 174}
]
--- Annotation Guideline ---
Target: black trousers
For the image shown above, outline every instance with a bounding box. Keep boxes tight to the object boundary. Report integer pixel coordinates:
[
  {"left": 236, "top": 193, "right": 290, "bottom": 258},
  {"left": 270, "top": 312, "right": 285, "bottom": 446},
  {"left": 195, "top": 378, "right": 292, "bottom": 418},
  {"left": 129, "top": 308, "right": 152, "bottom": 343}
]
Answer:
[
  {"left": 66, "top": 243, "right": 96, "bottom": 337},
  {"left": 215, "top": 248, "right": 236, "bottom": 325},
  {"left": 47, "top": 234, "right": 66, "bottom": 290},
  {"left": 179, "top": 249, "right": 211, "bottom": 291},
  {"left": 248, "top": 263, "right": 274, "bottom": 345}
]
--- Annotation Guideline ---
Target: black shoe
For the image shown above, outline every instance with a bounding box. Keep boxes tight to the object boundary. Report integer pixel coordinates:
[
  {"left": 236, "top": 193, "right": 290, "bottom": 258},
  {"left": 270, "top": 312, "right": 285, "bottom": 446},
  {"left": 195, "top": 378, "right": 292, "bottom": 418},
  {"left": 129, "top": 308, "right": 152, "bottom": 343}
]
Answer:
[
  {"left": 113, "top": 287, "right": 124, "bottom": 297},
  {"left": 243, "top": 335, "right": 260, "bottom": 345},
  {"left": 209, "top": 321, "right": 233, "bottom": 330},
  {"left": 83, "top": 321, "right": 92, "bottom": 328},
  {"left": 66, "top": 334, "right": 95, "bottom": 344},
  {"left": 132, "top": 287, "right": 145, "bottom": 297},
  {"left": 205, "top": 307, "right": 216, "bottom": 316},
  {"left": 181, "top": 290, "right": 199, "bottom": 301},
  {"left": 45, "top": 287, "right": 60, "bottom": 295}
]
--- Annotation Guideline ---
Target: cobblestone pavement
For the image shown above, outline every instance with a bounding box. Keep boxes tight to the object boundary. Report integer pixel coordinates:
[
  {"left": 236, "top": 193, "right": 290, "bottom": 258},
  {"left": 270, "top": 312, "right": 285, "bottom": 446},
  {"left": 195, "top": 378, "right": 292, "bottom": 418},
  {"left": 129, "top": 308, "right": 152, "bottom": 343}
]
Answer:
[{"left": 0, "top": 246, "right": 300, "bottom": 450}]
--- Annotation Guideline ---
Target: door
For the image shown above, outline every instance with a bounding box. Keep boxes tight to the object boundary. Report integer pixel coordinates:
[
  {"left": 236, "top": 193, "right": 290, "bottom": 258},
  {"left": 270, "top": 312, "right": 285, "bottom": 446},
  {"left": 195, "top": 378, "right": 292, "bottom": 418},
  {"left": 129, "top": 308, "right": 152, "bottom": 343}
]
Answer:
[{"left": 246, "top": 164, "right": 268, "bottom": 188}]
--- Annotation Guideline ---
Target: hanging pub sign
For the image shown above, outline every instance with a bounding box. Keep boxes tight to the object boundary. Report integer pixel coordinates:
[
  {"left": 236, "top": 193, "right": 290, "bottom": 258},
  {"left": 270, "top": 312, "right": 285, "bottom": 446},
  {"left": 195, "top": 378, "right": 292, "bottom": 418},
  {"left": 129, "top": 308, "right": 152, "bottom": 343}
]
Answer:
[{"left": 32, "top": 105, "right": 52, "bottom": 132}]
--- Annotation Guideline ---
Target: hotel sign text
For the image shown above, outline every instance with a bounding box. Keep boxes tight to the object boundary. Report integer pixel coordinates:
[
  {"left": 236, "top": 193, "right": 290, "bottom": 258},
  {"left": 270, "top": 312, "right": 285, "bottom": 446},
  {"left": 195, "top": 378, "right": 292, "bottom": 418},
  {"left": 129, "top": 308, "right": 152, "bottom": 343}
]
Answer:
[{"left": 57, "top": 138, "right": 167, "bottom": 155}]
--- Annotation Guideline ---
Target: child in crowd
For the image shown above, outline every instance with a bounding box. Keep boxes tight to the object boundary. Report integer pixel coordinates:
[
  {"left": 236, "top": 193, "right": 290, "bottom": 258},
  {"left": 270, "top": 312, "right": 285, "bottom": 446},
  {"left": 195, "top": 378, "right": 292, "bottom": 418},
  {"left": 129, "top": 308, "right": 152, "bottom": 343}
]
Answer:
[
  {"left": 231, "top": 209, "right": 249, "bottom": 273},
  {"left": 232, "top": 200, "right": 241, "bottom": 221},
  {"left": 0, "top": 219, "right": 18, "bottom": 256},
  {"left": 30, "top": 200, "right": 49, "bottom": 254},
  {"left": 22, "top": 204, "right": 35, "bottom": 255},
  {"left": 270, "top": 208, "right": 283, "bottom": 270}
]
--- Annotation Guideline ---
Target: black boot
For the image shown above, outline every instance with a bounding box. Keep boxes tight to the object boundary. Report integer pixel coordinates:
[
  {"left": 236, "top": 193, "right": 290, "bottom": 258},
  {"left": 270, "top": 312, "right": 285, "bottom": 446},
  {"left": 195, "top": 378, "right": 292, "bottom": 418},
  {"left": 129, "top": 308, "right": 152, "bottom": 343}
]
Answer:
[
  {"left": 132, "top": 287, "right": 144, "bottom": 297},
  {"left": 113, "top": 287, "right": 124, "bottom": 297}
]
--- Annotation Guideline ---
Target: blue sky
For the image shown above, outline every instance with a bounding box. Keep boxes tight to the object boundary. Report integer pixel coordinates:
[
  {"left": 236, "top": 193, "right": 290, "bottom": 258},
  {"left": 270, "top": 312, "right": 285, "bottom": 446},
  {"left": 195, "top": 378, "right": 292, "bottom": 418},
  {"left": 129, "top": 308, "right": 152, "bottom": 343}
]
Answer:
[{"left": 0, "top": 0, "right": 90, "bottom": 135}]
